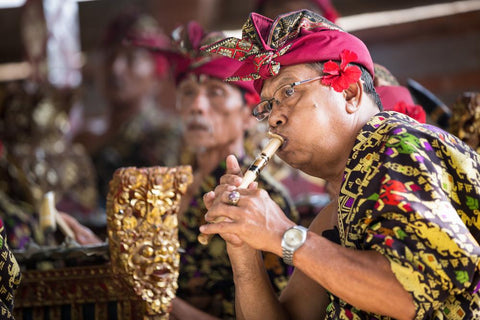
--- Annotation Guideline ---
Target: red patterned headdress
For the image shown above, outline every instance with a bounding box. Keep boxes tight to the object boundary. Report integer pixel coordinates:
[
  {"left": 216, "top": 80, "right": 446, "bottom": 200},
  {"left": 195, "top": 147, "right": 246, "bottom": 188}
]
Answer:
[
  {"left": 103, "top": 8, "right": 170, "bottom": 77},
  {"left": 373, "top": 64, "right": 426, "bottom": 123},
  {"left": 376, "top": 86, "right": 426, "bottom": 123},
  {"left": 202, "top": 10, "right": 374, "bottom": 93},
  {"left": 130, "top": 21, "right": 259, "bottom": 105}
]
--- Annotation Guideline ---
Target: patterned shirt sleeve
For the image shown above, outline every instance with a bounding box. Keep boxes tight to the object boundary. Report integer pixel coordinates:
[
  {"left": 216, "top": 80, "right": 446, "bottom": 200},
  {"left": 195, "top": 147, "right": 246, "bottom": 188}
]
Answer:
[
  {"left": 0, "top": 218, "right": 21, "bottom": 319},
  {"left": 359, "top": 124, "right": 480, "bottom": 318}
]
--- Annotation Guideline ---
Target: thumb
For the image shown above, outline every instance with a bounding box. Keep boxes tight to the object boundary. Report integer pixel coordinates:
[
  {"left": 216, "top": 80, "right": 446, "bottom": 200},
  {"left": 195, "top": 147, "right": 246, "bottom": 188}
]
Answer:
[{"left": 226, "top": 154, "right": 242, "bottom": 176}]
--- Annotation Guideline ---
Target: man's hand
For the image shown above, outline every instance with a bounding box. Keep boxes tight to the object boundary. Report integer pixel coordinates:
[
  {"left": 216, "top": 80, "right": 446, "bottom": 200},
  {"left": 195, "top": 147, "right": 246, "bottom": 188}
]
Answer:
[
  {"left": 58, "top": 212, "right": 103, "bottom": 245},
  {"left": 203, "top": 154, "right": 248, "bottom": 246},
  {"left": 201, "top": 154, "right": 294, "bottom": 255}
]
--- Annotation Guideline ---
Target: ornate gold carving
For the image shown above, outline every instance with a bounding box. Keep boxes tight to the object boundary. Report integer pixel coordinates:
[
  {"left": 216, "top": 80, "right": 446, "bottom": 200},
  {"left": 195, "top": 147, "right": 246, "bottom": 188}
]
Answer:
[
  {"left": 14, "top": 264, "right": 146, "bottom": 319},
  {"left": 107, "top": 166, "right": 192, "bottom": 319}
]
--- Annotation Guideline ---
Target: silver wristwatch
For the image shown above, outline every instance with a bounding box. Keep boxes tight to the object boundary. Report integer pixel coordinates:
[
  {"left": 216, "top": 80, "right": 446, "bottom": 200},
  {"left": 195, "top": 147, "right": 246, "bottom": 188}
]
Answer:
[{"left": 281, "top": 225, "right": 308, "bottom": 265}]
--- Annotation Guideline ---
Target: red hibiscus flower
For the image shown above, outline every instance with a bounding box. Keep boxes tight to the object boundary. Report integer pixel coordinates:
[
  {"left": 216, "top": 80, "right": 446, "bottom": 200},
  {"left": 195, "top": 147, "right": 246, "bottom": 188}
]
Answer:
[
  {"left": 393, "top": 101, "right": 427, "bottom": 123},
  {"left": 321, "top": 50, "right": 362, "bottom": 92}
]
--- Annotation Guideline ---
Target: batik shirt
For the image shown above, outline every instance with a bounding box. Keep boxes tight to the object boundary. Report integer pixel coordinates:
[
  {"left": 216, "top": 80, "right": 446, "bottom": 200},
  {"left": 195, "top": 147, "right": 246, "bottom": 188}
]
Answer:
[
  {"left": 177, "top": 158, "right": 298, "bottom": 319},
  {"left": 0, "top": 218, "right": 21, "bottom": 319},
  {"left": 327, "top": 112, "right": 480, "bottom": 319}
]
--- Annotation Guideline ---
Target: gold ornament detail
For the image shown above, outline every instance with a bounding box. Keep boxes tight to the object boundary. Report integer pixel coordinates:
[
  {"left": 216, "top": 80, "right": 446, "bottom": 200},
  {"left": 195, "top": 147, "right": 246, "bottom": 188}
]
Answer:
[
  {"left": 449, "top": 92, "right": 480, "bottom": 153},
  {"left": 107, "top": 166, "right": 193, "bottom": 319}
]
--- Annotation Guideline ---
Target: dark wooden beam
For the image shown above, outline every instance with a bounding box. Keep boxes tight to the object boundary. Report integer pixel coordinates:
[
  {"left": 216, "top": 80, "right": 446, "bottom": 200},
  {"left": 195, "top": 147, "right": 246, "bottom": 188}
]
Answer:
[{"left": 351, "top": 10, "right": 480, "bottom": 106}]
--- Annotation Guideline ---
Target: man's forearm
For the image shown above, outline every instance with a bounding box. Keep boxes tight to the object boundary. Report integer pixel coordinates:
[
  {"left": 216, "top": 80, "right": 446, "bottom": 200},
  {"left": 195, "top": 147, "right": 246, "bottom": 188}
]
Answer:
[
  {"left": 228, "top": 245, "right": 289, "bottom": 320},
  {"left": 292, "top": 234, "right": 416, "bottom": 320},
  {"left": 170, "top": 297, "right": 220, "bottom": 320}
]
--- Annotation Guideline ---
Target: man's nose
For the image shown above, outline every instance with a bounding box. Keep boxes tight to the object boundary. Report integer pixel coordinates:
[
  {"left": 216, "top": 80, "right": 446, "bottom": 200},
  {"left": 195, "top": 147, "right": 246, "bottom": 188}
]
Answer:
[
  {"left": 188, "top": 91, "right": 211, "bottom": 114},
  {"left": 268, "top": 107, "right": 286, "bottom": 128}
]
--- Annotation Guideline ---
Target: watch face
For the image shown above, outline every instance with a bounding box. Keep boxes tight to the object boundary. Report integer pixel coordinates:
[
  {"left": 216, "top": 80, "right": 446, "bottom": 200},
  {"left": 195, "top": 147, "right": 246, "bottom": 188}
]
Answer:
[{"left": 285, "top": 228, "right": 304, "bottom": 247}]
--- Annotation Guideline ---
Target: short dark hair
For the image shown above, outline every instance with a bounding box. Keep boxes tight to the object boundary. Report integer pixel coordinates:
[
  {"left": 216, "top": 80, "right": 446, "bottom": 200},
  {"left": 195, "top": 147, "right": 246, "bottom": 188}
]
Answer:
[{"left": 308, "top": 62, "right": 383, "bottom": 111}]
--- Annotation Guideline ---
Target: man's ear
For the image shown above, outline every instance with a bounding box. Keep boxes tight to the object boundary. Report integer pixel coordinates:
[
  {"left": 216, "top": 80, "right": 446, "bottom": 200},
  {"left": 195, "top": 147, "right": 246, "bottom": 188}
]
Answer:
[{"left": 344, "top": 80, "right": 363, "bottom": 114}]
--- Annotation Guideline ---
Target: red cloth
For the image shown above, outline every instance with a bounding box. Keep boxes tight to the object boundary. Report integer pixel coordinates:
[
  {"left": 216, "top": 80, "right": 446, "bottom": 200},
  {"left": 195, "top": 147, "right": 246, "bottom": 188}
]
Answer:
[
  {"left": 130, "top": 21, "right": 259, "bottom": 103},
  {"left": 124, "top": 32, "right": 171, "bottom": 77},
  {"left": 181, "top": 57, "right": 259, "bottom": 99},
  {"left": 376, "top": 85, "right": 415, "bottom": 108},
  {"left": 202, "top": 10, "right": 374, "bottom": 93},
  {"left": 103, "top": 8, "right": 170, "bottom": 77},
  {"left": 314, "top": 0, "right": 339, "bottom": 22},
  {"left": 376, "top": 85, "right": 426, "bottom": 123}
]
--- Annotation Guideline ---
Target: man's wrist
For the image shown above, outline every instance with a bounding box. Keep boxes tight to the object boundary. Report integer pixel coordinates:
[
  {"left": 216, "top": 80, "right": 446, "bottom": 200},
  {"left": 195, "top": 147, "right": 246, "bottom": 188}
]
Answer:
[
  {"left": 227, "top": 244, "right": 263, "bottom": 276},
  {"left": 281, "top": 225, "right": 308, "bottom": 265}
]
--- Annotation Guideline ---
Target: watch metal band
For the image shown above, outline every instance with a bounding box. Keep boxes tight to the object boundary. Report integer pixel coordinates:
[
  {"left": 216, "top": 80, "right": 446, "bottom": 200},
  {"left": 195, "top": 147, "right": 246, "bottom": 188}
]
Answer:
[{"left": 282, "top": 247, "right": 294, "bottom": 265}]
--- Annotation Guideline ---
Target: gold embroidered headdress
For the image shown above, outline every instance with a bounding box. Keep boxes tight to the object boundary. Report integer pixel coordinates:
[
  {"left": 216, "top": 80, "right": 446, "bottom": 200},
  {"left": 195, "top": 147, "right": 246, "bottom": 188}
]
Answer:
[{"left": 202, "top": 9, "right": 374, "bottom": 93}]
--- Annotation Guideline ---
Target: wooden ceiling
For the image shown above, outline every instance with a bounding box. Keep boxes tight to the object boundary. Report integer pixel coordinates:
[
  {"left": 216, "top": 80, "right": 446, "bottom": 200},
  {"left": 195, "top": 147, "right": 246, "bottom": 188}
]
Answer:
[{"left": 0, "top": 0, "right": 479, "bottom": 107}]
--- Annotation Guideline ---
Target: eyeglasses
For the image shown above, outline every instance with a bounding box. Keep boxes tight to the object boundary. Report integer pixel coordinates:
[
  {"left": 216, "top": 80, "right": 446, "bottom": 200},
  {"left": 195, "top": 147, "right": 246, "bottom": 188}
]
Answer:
[{"left": 252, "top": 76, "right": 323, "bottom": 121}]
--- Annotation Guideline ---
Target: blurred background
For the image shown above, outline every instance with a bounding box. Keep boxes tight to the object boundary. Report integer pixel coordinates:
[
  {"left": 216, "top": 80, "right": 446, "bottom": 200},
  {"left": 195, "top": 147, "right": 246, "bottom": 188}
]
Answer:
[{"left": 0, "top": 0, "right": 479, "bottom": 106}]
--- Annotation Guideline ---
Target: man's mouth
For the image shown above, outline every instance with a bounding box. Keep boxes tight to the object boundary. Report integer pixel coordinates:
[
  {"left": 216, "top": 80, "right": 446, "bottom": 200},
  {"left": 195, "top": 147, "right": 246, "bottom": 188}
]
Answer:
[
  {"left": 187, "top": 123, "right": 209, "bottom": 131},
  {"left": 185, "top": 117, "right": 212, "bottom": 133},
  {"left": 268, "top": 131, "right": 287, "bottom": 151},
  {"left": 279, "top": 138, "right": 287, "bottom": 151}
]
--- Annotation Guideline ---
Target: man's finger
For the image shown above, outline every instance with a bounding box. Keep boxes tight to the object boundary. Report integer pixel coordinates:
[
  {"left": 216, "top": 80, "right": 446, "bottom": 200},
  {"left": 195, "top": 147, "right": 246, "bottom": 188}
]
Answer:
[
  {"left": 199, "top": 220, "right": 236, "bottom": 235},
  {"left": 219, "top": 174, "right": 243, "bottom": 186},
  {"left": 247, "top": 181, "right": 258, "bottom": 190},
  {"left": 226, "top": 154, "right": 242, "bottom": 175},
  {"left": 203, "top": 191, "right": 215, "bottom": 210},
  {"left": 204, "top": 202, "right": 238, "bottom": 222}
]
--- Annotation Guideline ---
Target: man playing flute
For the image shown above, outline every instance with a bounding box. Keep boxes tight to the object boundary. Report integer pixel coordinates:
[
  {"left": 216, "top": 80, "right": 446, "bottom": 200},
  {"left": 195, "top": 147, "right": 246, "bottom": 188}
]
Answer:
[{"left": 200, "top": 9, "right": 480, "bottom": 320}]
